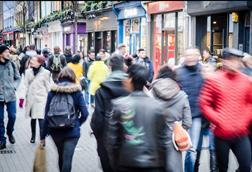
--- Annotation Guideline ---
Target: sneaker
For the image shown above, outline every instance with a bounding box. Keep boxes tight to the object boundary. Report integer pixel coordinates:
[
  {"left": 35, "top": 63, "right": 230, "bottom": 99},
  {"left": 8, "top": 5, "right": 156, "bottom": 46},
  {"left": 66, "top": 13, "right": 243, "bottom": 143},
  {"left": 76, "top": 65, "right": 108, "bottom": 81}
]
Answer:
[
  {"left": 0, "top": 143, "right": 6, "bottom": 150},
  {"left": 8, "top": 135, "right": 15, "bottom": 144}
]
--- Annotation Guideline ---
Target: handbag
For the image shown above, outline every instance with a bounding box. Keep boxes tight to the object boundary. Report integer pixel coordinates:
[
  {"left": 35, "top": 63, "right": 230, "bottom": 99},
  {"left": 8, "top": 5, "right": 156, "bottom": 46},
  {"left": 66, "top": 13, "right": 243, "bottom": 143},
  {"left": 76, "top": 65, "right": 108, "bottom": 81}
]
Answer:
[
  {"left": 33, "top": 145, "right": 47, "bottom": 172},
  {"left": 172, "top": 121, "right": 192, "bottom": 151}
]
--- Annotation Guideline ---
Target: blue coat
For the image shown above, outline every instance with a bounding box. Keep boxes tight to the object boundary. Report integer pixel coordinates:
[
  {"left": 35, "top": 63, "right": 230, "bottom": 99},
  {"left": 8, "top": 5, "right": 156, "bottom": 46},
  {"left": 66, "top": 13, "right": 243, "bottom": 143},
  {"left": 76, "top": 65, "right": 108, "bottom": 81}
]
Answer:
[
  {"left": 176, "top": 63, "right": 204, "bottom": 118},
  {"left": 42, "top": 81, "right": 88, "bottom": 139}
]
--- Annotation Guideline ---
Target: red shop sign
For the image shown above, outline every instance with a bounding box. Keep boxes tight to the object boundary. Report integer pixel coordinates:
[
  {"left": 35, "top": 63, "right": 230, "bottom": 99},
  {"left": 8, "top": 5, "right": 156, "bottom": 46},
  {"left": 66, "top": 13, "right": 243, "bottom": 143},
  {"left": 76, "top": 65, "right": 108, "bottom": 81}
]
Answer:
[{"left": 147, "top": 1, "right": 184, "bottom": 14}]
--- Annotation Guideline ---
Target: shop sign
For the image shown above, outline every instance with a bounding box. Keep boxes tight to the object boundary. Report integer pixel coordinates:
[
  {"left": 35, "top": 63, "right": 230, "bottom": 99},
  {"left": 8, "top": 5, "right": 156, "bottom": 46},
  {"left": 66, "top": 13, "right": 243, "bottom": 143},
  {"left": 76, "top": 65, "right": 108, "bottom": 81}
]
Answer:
[
  {"left": 232, "top": 12, "right": 239, "bottom": 23},
  {"left": 124, "top": 8, "right": 138, "bottom": 18},
  {"left": 147, "top": 1, "right": 184, "bottom": 14}
]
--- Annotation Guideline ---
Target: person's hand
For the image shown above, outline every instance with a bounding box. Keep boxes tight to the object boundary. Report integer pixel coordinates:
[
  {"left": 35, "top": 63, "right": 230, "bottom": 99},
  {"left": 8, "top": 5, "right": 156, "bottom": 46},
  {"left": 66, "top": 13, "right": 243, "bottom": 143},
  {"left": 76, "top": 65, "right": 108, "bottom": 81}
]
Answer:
[{"left": 19, "top": 99, "right": 24, "bottom": 108}]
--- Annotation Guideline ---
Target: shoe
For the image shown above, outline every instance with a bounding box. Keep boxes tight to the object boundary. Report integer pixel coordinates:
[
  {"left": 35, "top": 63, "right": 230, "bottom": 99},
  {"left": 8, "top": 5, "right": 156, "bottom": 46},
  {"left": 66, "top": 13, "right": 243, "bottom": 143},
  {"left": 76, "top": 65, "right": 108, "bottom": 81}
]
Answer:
[
  {"left": 8, "top": 134, "right": 15, "bottom": 144},
  {"left": 30, "top": 137, "right": 35, "bottom": 143},
  {"left": 0, "top": 143, "right": 6, "bottom": 150}
]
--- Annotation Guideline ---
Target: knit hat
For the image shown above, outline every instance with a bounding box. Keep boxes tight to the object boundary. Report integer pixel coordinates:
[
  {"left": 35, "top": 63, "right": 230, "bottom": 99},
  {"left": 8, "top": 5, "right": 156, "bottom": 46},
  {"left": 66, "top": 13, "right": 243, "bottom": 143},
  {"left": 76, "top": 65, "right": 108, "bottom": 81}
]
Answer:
[
  {"left": 34, "top": 55, "right": 45, "bottom": 65},
  {"left": 0, "top": 45, "right": 9, "bottom": 54}
]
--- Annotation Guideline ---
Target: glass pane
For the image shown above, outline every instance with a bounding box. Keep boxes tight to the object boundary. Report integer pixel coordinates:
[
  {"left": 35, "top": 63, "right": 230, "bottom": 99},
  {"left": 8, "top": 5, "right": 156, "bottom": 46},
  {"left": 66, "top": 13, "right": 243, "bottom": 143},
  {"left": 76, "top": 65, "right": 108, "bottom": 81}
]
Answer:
[
  {"left": 141, "top": 17, "right": 147, "bottom": 50},
  {"left": 177, "top": 12, "right": 184, "bottom": 61},
  {"left": 132, "top": 18, "right": 140, "bottom": 33},
  {"left": 153, "top": 14, "right": 162, "bottom": 74},
  {"left": 228, "top": 13, "right": 233, "bottom": 48},
  {"left": 164, "top": 13, "right": 175, "bottom": 30},
  {"left": 124, "top": 19, "right": 131, "bottom": 53}
]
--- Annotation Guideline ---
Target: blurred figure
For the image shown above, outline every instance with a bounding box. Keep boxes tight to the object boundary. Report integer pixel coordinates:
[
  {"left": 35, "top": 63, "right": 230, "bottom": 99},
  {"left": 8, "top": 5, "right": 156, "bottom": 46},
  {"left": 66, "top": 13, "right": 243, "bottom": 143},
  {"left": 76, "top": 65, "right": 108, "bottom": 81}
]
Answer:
[
  {"left": 107, "top": 64, "right": 168, "bottom": 172},
  {"left": 135, "top": 48, "right": 154, "bottom": 83},
  {"left": 67, "top": 54, "right": 83, "bottom": 84},
  {"left": 91, "top": 53, "right": 129, "bottom": 172},
  {"left": 149, "top": 65, "right": 192, "bottom": 172},
  {"left": 36, "top": 49, "right": 41, "bottom": 55},
  {"left": 42, "top": 48, "right": 50, "bottom": 68},
  {"left": 0, "top": 45, "right": 21, "bottom": 149},
  {"left": 19, "top": 55, "right": 51, "bottom": 143},
  {"left": 64, "top": 46, "right": 73, "bottom": 63},
  {"left": 41, "top": 67, "right": 88, "bottom": 172},
  {"left": 87, "top": 55, "right": 109, "bottom": 108},
  {"left": 199, "top": 48, "right": 252, "bottom": 172},
  {"left": 242, "top": 53, "right": 252, "bottom": 76},
  {"left": 47, "top": 46, "right": 67, "bottom": 83},
  {"left": 26, "top": 44, "right": 37, "bottom": 57},
  {"left": 9, "top": 45, "right": 21, "bottom": 71},
  {"left": 19, "top": 46, "right": 34, "bottom": 76},
  {"left": 176, "top": 47, "right": 204, "bottom": 172},
  {"left": 202, "top": 49, "right": 217, "bottom": 65},
  {"left": 99, "top": 49, "right": 109, "bottom": 65},
  {"left": 115, "top": 44, "right": 127, "bottom": 56},
  {"left": 83, "top": 50, "right": 95, "bottom": 106}
]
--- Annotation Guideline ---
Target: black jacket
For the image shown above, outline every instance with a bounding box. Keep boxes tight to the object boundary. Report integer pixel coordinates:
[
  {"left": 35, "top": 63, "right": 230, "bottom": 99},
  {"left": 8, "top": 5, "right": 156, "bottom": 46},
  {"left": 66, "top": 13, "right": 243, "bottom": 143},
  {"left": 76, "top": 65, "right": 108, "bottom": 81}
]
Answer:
[
  {"left": 106, "top": 91, "right": 168, "bottom": 170},
  {"left": 91, "top": 71, "right": 129, "bottom": 140}
]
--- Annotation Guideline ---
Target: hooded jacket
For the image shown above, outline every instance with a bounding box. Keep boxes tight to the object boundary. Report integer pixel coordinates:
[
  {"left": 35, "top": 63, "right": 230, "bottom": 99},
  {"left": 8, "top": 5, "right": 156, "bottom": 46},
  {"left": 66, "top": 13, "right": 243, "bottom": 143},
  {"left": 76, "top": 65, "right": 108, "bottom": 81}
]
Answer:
[
  {"left": 91, "top": 70, "right": 129, "bottom": 139},
  {"left": 42, "top": 81, "right": 88, "bottom": 139}
]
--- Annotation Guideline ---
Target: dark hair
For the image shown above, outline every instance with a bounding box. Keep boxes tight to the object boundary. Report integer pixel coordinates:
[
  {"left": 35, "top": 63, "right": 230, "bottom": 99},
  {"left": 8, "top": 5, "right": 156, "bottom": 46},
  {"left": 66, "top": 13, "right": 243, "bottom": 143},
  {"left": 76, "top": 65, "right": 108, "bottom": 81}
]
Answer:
[
  {"left": 58, "top": 67, "right": 76, "bottom": 83},
  {"left": 71, "top": 54, "right": 81, "bottom": 64},
  {"left": 138, "top": 48, "right": 145, "bottom": 53},
  {"left": 99, "top": 49, "right": 106, "bottom": 53},
  {"left": 127, "top": 64, "right": 148, "bottom": 91},
  {"left": 109, "top": 53, "right": 124, "bottom": 71},
  {"left": 30, "top": 44, "right": 36, "bottom": 50},
  {"left": 88, "top": 50, "right": 95, "bottom": 54},
  {"left": 36, "top": 49, "right": 41, "bottom": 55},
  {"left": 157, "top": 65, "right": 177, "bottom": 81},
  {"left": 95, "top": 55, "right": 102, "bottom": 61}
]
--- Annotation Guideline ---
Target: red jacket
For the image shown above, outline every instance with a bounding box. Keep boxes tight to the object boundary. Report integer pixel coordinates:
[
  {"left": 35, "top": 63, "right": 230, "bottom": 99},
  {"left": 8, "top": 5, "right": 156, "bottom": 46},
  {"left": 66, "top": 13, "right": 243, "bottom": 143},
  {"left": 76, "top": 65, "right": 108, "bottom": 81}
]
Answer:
[{"left": 199, "top": 70, "right": 252, "bottom": 139}]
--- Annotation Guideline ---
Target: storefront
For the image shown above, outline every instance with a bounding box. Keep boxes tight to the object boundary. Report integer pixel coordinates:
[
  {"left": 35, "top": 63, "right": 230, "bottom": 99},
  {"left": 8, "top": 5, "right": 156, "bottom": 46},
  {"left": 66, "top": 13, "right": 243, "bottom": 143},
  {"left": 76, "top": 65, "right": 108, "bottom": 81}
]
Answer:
[
  {"left": 113, "top": 1, "right": 147, "bottom": 55},
  {"left": 147, "top": 1, "right": 185, "bottom": 73},
  {"left": 87, "top": 9, "right": 117, "bottom": 55},
  {"left": 3, "top": 31, "right": 14, "bottom": 46},
  {"left": 188, "top": 1, "right": 252, "bottom": 55},
  {"left": 48, "top": 20, "right": 63, "bottom": 51},
  {"left": 62, "top": 22, "right": 87, "bottom": 54}
]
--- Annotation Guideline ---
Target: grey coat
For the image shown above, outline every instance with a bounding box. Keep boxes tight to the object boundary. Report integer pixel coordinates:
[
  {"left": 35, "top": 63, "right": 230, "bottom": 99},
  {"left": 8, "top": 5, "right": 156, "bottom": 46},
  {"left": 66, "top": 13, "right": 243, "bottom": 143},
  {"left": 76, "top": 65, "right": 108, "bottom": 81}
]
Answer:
[
  {"left": 149, "top": 78, "right": 192, "bottom": 172},
  {"left": 0, "top": 60, "right": 21, "bottom": 102}
]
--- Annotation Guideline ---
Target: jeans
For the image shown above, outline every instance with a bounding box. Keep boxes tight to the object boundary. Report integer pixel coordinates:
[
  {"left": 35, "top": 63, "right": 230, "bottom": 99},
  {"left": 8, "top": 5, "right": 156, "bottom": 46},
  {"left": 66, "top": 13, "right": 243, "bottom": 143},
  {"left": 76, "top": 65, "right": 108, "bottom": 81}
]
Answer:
[
  {"left": 90, "top": 95, "right": 95, "bottom": 105},
  {"left": 184, "top": 117, "right": 202, "bottom": 172},
  {"left": 84, "top": 81, "right": 90, "bottom": 105},
  {"left": 0, "top": 101, "right": 16, "bottom": 144},
  {"left": 197, "top": 128, "right": 215, "bottom": 151},
  {"left": 215, "top": 136, "right": 251, "bottom": 172},
  {"left": 117, "top": 167, "right": 166, "bottom": 172},
  {"left": 52, "top": 136, "right": 79, "bottom": 172},
  {"left": 31, "top": 119, "right": 45, "bottom": 140}
]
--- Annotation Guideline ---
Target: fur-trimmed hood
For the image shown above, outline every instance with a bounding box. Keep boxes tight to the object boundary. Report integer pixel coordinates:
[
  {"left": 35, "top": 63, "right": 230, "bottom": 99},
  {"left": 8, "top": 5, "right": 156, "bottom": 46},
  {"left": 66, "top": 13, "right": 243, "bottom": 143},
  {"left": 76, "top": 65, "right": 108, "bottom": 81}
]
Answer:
[{"left": 51, "top": 82, "right": 81, "bottom": 93}]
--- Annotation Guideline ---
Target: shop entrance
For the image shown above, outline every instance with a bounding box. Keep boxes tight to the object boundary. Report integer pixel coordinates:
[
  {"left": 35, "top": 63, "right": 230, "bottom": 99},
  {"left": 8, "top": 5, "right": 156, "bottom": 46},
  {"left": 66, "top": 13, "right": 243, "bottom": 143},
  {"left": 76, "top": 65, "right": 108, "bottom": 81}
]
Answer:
[{"left": 162, "top": 29, "right": 176, "bottom": 65}]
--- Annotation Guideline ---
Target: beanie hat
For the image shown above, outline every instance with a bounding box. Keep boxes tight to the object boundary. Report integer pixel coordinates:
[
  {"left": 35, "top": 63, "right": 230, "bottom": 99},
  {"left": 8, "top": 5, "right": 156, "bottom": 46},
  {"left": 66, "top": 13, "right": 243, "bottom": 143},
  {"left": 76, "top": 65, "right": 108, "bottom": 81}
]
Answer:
[
  {"left": 34, "top": 55, "right": 46, "bottom": 65},
  {"left": 0, "top": 45, "right": 9, "bottom": 54},
  {"left": 221, "top": 48, "right": 244, "bottom": 59}
]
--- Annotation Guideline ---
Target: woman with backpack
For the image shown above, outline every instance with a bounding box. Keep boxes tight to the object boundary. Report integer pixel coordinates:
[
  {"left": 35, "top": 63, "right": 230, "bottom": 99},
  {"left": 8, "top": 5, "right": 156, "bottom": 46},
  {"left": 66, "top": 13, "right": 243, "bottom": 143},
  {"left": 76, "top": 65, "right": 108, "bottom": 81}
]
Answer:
[
  {"left": 147, "top": 65, "right": 192, "bottom": 172},
  {"left": 19, "top": 55, "right": 51, "bottom": 143},
  {"left": 41, "top": 67, "right": 89, "bottom": 172}
]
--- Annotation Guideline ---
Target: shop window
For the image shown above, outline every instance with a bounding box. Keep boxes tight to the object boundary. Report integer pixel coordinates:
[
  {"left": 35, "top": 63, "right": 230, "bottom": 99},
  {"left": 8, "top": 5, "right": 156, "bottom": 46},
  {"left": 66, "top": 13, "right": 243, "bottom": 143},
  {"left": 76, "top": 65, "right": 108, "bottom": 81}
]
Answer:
[
  {"left": 124, "top": 19, "right": 131, "bottom": 53},
  {"left": 153, "top": 14, "right": 162, "bottom": 74},
  {"left": 132, "top": 18, "right": 140, "bottom": 33},
  {"left": 141, "top": 17, "right": 147, "bottom": 51},
  {"left": 177, "top": 12, "right": 184, "bottom": 60},
  {"left": 164, "top": 13, "right": 175, "bottom": 30}
]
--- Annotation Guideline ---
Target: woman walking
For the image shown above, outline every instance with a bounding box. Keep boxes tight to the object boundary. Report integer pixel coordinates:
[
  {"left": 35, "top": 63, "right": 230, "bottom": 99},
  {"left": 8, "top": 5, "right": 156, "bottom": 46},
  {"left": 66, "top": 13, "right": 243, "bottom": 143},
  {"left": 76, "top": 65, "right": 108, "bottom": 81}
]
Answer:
[
  {"left": 41, "top": 67, "right": 89, "bottom": 172},
  {"left": 19, "top": 55, "right": 51, "bottom": 143},
  {"left": 148, "top": 65, "right": 192, "bottom": 172}
]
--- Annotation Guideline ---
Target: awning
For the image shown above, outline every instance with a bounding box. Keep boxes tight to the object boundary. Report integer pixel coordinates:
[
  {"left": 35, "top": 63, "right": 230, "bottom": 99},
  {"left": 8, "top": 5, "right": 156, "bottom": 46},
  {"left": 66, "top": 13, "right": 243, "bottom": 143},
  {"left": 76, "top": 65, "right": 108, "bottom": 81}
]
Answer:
[{"left": 2, "top": 27, "right": 23, "bottom": 33}]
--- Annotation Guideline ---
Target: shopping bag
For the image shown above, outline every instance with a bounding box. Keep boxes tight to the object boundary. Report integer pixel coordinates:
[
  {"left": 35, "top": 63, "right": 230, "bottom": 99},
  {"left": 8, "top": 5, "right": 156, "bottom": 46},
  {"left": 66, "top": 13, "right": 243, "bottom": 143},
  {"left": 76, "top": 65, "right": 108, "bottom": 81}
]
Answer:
[
  {"left": 172, "top": 121, "right": 192, "bottom": 151},
  {"left": 33, "top": 145, "right": 47, "bottom": 172}
]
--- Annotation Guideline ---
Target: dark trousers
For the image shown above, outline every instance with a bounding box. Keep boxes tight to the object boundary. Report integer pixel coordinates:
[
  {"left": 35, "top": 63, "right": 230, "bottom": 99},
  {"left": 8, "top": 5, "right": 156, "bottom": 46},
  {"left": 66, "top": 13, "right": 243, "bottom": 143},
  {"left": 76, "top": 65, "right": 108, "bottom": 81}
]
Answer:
[
  {"left": 215, "top": 136, "right": 251, "bottom": 172},
  {"left": 31, "top": 119, "right": 44, "bottom": 140},
  {"left": 117, "top": 167, "right": 165, "bottom": 172},
  {"left": 52, "top": 136, "right": 79, "bottom": 172},
  {"left": 96, "top": 138, "right": 113, "bottom": 172},
  {"left": 0, "top": 101, "right": 16, "bottom": 144}
]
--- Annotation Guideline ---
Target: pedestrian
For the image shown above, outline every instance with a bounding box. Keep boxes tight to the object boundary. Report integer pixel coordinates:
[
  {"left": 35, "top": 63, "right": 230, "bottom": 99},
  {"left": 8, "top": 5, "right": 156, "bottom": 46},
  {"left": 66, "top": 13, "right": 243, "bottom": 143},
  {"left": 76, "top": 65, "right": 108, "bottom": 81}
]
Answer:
[
  {"left": 0, "top": 45, "right": 21, "bottom": 149},
  {"left": 42, "top": 48, "right": 50, "bottom": 69},
  {"left": 87, "top": 55, "right": 109, "bottom": 108},
  {"left": 106, "top": 64, "right": 168, "bottom": 172},
  {"left": 135, "top": 48, "right": 154, "bottom": 83},
  {"left": 47, "top": 46, "right": 67, "bottom": 83},
  {"left": 83, "top": 50, "right": 95, "bottom": 106},
  {"left": 19, "top": 55, "right": 51, "bottom": 143},
  {"left": 99, "top": 49, "right": 109, "bottom": 65},
  {"left": 19, "top": 46, "right": 33, "bottom": 76},
  {"left": 176, "top": 47, "right": 204, "bottom": 172},
  {"left": 64, "top": 46, "right": 73, "bottom": 63},
  {"left": 67, "top": 54, "right": 83, "bottom": 84},
  {"left": 199, "top": 48, "right": 252, "bottom": 172},
  {"left": 114, "top": 44, "right": 127, "bottom": 57},
  {"left": 91, "top": 53, "right": 129, "bottom": 172},
  {"left": 26, "top": 44, "right": 37, "bottom": 57},
  {"left": 41, "top": 67, "right": 89, "bottom": 172},
  {"left": 148, "top": 65, "right": 192, "bottom": 172},
  {"left": 9, "top": 45, "right": 21, "bottom": 71}
]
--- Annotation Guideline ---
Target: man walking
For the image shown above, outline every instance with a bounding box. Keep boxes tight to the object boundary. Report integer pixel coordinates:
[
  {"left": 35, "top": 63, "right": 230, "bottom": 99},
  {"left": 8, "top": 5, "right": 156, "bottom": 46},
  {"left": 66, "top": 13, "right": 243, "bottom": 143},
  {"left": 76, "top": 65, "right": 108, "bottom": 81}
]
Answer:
[
  {"left": 91, "top": 53, "right": 129, "bottom": 172},
  {"left": 199, "top": 48, "right": 252, "bottom": 172},
  {"left": 176, "top": 47, "right": 204, "bottom": 172},
  {"left": 47, "top": 46, "right": 67, "bottom": 83},
  {"left": 0, "top": 45, "right": 21, "bottom": 149},
  {"left": 107, "top": 64, "right": 168, "bottom": 172}
]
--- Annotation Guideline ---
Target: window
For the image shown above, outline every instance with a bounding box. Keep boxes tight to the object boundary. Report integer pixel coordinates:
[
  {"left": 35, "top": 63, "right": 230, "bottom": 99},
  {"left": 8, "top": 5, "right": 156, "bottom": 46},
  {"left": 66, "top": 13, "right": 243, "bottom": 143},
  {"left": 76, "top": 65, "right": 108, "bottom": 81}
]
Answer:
[
  {"left": 153, "top": 14, "right": 162, "bottom": 73},
  {"left": 141, "top": 17, "right": 147, "bottom": 51},
  {"left": 177, "top": 12, "right": 184, "bottom": 58}
]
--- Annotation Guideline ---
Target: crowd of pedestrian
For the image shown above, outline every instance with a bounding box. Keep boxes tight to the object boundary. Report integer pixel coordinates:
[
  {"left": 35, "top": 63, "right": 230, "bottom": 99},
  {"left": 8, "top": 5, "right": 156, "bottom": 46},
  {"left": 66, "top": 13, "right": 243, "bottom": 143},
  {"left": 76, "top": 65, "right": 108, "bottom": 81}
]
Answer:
[{"left": 0, "top": 42, "right": 251, "bottom": 172}]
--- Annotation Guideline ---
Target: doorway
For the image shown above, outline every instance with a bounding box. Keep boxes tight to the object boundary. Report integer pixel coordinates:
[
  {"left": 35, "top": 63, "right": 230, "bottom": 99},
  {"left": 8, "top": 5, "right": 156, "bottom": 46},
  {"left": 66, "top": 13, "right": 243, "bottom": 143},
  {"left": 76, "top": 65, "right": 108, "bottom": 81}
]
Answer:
[{"left": 162, "top": 30, "right": 176, "bottom": 65}]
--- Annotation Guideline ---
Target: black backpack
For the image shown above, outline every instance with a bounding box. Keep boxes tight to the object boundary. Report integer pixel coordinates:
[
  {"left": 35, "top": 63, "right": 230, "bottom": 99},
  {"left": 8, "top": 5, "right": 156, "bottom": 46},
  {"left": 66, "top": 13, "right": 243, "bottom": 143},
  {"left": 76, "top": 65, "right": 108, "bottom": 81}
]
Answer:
[{"left": 47, "top": 93, "right": 77, "bottom": 129}]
